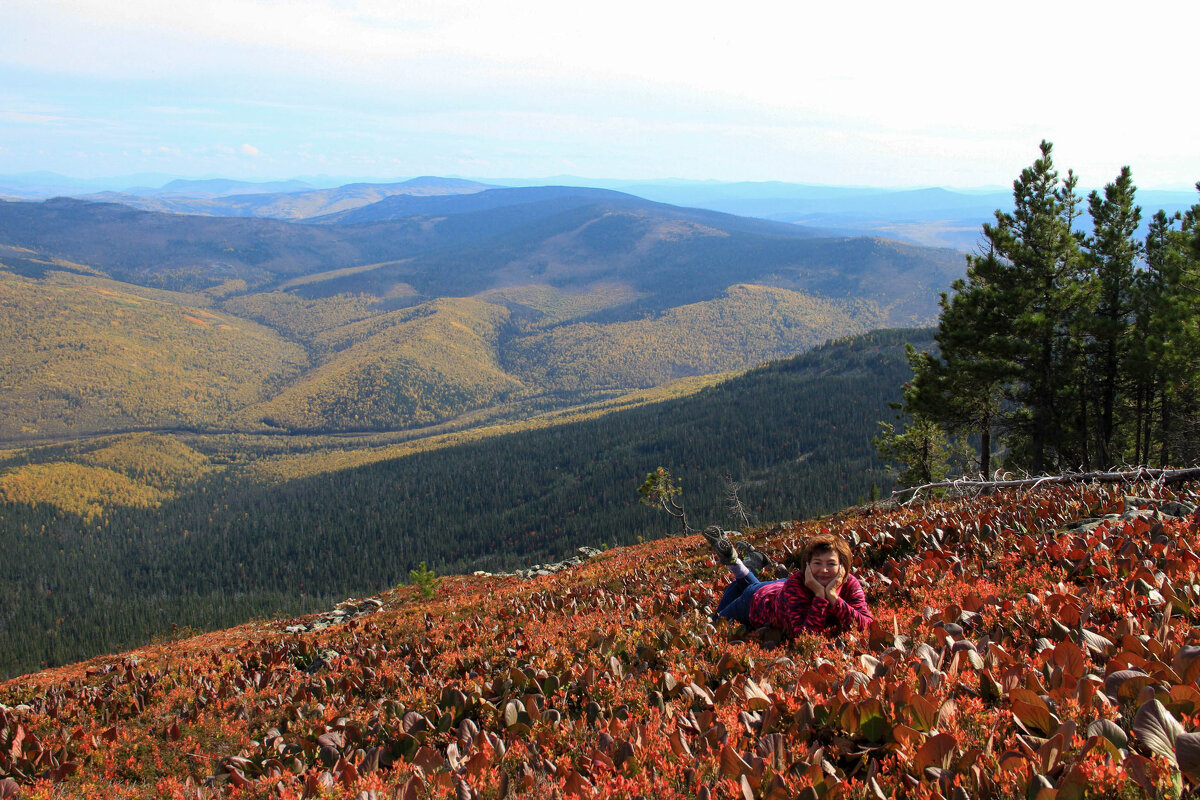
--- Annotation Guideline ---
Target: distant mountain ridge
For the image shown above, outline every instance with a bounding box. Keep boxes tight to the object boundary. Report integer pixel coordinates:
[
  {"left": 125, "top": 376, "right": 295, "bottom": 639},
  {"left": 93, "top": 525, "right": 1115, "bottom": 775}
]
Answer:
[
  {"left": 72, "top": 176, "right": 494, "bottom": 220},
  {"left": 151, "top": 177, "right": 316, "bottom": 197}
]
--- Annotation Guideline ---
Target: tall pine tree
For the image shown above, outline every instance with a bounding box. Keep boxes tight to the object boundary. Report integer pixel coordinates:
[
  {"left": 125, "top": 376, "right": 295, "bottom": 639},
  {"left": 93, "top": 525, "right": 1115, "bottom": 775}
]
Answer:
[
  {"left": 905, "top": 246, "right": 1012, "bottom": 476},
  {"left": 1084, "top": 167, "right": 1142, "bottom": 465}
]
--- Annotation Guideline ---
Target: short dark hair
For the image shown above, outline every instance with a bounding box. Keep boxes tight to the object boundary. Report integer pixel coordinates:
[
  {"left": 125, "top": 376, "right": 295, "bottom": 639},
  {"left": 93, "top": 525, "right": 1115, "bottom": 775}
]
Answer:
[{"left": 799, "top": 532, "right": 852, "bottom": 570}]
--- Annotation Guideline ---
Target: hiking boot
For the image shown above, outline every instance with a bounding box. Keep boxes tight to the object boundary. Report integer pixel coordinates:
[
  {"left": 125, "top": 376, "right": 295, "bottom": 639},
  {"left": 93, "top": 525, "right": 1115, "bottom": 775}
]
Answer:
[
  {"left": 702, "top": 525, "right": 738, "bottom": 564},
  {"left": 741, "top": 546, "right": 771, "bottom": 577}
]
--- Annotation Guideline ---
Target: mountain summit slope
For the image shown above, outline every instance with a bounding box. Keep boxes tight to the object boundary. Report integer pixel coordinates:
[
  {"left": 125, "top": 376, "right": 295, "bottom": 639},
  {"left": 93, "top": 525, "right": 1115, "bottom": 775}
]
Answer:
[{"left": 2, "top": 480, "right": 1197, "bottom": 798}]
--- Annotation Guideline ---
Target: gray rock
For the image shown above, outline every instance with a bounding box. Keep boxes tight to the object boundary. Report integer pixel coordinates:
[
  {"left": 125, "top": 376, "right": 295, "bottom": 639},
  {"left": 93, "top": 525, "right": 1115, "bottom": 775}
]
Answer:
[{"left": 1159, "top": 501, "right": 1196, "bottom": 518}]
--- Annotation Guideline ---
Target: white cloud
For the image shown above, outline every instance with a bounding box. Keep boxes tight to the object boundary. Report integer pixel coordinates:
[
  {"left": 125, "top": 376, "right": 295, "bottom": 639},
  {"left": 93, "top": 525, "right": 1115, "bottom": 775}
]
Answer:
[
  {"left": 0, "top": 110, "right": 64, "bottom": 125},
  {"left": 240, "top": 142, "right": 261, "bottom": 157},
  {"left": 2, "top": 0, "right": 1198, "bottom": 184}
]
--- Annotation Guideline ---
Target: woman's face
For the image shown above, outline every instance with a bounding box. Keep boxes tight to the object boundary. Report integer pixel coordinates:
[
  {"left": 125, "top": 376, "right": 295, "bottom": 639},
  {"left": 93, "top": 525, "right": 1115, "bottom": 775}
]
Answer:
[{"left": 809, "top": 551, "right": 840, "bottom": 585}]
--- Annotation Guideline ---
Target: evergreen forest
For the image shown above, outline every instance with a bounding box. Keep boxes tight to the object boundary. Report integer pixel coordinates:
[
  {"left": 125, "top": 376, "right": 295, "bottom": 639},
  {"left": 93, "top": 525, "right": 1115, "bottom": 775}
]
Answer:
[{"left": 884, "top": 142, "right": 1200, "bottom": 482}]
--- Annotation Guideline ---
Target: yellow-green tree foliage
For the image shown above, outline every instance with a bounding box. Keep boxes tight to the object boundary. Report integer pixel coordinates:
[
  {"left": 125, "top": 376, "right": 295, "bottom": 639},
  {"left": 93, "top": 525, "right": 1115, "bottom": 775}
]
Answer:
[
  {"left": 505, "top": 284, "right": 885, "bottom": 392},
  {"left": 238, "top": 298, "right": 523, "bottom": 431},
  {"left": 0, "top": 271, "right": 308, "bottom": 438},
  {"left": 0, "top": 462, "right": 167, "bottom": 519}
]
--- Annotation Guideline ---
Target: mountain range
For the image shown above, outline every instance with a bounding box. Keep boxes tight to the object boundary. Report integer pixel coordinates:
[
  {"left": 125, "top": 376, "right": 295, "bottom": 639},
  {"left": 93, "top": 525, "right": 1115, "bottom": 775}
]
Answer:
[
  {"left": 5, "top": 171, "right": 1193, "bottom": 251},
  {"left": 0, "top": 186, "right": 964, "bottom": 440}
]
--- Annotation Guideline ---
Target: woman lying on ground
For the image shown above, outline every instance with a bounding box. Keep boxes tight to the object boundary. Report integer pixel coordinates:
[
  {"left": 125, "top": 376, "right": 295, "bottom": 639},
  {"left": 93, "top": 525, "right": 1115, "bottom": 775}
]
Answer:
[{"left": 705, "top": 527, "right": 873, "bottom": 637}]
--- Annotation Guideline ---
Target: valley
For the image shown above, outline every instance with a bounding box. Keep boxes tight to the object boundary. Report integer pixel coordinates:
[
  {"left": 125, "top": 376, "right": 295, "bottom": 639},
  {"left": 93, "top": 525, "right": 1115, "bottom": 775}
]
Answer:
[{"left": 0, "top": 180, "right": 972, "bottom": 676}]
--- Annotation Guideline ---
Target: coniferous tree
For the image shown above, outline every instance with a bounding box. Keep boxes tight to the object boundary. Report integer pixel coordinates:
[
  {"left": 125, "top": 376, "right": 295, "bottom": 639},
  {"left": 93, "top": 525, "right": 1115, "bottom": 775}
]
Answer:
[
  {"left": 1083, "top": 167, "right": 1142, "bottom": 466},
  {"left": 1130, "top": 203, "right": 1200, "bottom": 465},
  {"left": 972, "top": 142, "right": 1085, "bottom": 471},
  {"left": 906, "top": 245, "right": 1015, "bottom": 476},
  {"left": 909, "top": 142, "right": 1084, "bottom": 474}
]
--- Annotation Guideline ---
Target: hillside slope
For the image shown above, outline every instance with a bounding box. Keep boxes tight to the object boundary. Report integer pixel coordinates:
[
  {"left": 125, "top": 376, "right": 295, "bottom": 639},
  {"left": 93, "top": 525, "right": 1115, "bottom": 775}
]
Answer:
[
  {"left": 0, "top": 329, "right": 928, "bottom": 677},
  {"left": 0, "top": 269, "right": 308, "bottom": 439},
  {"left": 3, "top": 479, "right": 1198, "bottom": 798}
]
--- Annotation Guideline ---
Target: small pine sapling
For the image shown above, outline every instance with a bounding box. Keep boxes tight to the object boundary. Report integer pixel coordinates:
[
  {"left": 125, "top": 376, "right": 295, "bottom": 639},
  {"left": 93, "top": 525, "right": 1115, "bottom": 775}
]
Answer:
[
  {"left": 409, "top": 561, "right": 441, "bottom": 599},
  {"left": 638, "top": 467, "right": 692, "bottom": 535}
]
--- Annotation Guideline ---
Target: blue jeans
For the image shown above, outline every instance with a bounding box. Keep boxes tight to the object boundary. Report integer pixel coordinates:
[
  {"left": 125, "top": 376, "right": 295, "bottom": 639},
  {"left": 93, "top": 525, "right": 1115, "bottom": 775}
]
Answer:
[{"left": 716, "top": 572, "right": 785, "bottom": 625}]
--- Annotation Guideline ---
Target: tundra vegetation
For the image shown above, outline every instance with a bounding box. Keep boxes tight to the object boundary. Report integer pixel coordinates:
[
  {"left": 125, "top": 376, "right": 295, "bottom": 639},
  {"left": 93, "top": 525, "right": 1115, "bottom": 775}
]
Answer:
[{"left": 2, "top": 479, "right": 1200, "bottom": 798}]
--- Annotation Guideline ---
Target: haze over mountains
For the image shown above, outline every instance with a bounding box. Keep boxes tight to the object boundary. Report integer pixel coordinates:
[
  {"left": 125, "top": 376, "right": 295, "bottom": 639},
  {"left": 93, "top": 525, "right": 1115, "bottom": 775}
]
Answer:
[
  {"left": 4, "top": 171, "right": 1194, "bottom": 251},
  {"left": 0, "top": 182, "right": 964, "bottom": 440}
]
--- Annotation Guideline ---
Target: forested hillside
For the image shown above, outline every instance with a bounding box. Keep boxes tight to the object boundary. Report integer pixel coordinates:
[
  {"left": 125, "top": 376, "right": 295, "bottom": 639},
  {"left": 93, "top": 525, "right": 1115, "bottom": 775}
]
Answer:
[
  {"left": 0, "top": 328, "right": 927, "bottom": 678},
  {"left": 0, "top": 269, "right": 308, "bottom": 438}
]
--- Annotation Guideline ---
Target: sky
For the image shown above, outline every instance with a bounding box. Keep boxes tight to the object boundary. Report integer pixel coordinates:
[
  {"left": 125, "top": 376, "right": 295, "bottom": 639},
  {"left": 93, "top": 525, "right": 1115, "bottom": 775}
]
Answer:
[{"left": 2, "top": 0, "right": 1198, "bottom": 189}]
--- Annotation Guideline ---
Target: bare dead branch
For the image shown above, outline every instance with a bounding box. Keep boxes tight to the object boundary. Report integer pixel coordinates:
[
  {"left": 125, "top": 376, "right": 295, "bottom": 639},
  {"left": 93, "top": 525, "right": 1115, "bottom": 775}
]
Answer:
[
  {"left": 894, "top": 466, "right": 1200, "bottom": 504},
  {"left": 723, "top": 474, "right": 751, "bottom": 528}
]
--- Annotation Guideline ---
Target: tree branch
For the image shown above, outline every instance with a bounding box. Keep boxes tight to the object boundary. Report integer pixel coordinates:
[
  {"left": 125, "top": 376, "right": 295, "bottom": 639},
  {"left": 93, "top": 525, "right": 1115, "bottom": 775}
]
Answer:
[{"left": 893, "top": 466, "right": 1200, "bottom": 505}]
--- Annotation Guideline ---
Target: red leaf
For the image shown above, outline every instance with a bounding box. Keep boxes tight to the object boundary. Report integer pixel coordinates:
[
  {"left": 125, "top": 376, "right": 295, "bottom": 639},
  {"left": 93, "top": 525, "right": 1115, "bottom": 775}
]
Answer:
[
  {"left": 562, "top": 770, "right": 593, "bottom": 797},
  {"left": 1049, "top": 641, "right": 1085, "bottom": 678}
]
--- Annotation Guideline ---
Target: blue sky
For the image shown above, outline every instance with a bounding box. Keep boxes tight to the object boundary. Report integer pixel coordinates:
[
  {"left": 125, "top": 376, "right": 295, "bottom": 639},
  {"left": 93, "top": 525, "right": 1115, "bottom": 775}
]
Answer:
[{"left": 3, "top": 0, "right": 1198, "bottom": 189}]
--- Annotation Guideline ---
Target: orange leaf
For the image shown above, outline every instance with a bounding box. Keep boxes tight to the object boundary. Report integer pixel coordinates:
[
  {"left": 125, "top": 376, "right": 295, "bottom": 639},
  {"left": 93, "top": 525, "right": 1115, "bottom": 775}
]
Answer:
[{"left": 914, "top": 732, "right": 957, "bottom": 772}]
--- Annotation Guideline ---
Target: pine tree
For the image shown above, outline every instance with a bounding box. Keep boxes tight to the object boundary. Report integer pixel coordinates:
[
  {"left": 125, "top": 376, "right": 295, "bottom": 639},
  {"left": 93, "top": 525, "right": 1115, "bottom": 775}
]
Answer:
[
  {"left": 1130, "top": 205, "right": 1200, "bottom": 465},
  {"left": 873, "top": 414, "right": 967, "bottom": 488},
  {"left": 1083, "top": 167, "right": 1142, "bottom": 466},
  {"left": 907, "top": 246, "right": 1014, "bottom": 476},
  {"left": 983, "top": 141, "right": 1086, "bottom": 472}
]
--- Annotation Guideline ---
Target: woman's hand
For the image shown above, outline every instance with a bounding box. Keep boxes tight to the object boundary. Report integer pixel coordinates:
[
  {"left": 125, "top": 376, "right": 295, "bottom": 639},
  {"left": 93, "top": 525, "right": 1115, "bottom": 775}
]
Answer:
[
  {"left": 824, "top": 565, "right": 845, "bottom": 601},
  {"left": 804, "top": 563, "right": 825, "bottom": 596}
]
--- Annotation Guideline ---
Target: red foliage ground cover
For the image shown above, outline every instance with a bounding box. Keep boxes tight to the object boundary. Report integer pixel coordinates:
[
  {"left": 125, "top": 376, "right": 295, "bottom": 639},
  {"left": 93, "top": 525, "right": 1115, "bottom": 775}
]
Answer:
[{"left": 4, "top": 480, "right": 1200, "bottom": 799}]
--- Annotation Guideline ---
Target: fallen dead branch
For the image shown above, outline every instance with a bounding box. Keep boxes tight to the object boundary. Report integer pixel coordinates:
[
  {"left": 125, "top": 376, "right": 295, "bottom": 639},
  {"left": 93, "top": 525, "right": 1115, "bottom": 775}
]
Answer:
[{"left": 894, "top": 466, "right": 1200, "bottom": 504}]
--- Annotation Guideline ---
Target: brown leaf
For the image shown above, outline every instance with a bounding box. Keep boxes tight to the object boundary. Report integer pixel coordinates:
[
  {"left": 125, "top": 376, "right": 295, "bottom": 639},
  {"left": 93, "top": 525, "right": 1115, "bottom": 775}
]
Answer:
[
  {"left": 562, "top": 770, "right": 593, "bottom": 797},
  {"left": 413, "top": 745, "right": 443, "bottom": 773},
  {"left": 914, "top": 733, "right": 957, "bottom": 772},
  {"left": 392, "top": 774, "right": 421, "bottom": 800},
  {"left": 1086, "top": 718, "right": 1128, "bottom": 749},
  {"left": 1173, "top": 645, "right": 1200, "bottom": 684},
  {"left": 905, "top": 694, "right": 936, "bottom": 732},
  {"left": 668, "top": 729, "right": 691, "bottom": 757},
  {"left": 1177, "top": 731, "right": 1200, "bottom": 782},
  {"left": 744, "top": 678, "right": 772, "bottom": 711},
  {"left": 720, "top": 745, "right": 751, "bottom": 779},
  {"left": 1010, "top": 699, "right": 1059, "bottom": 737},
  {"left": 1125, "top": 753, "right": 1158, "bottom": 796},
  {"left": 891, "top": 724, "right": 922, "bottom": 751},
  {"left": 1104, "top": 669, "right": 1155, "bottom": 702},
  {"left": 1133, "top": 699, "right": 1183, "bottom": 765},
  {"left": 317, "top": 731, "right": 346, "bottom": 750},
  {"left": 1036, "top": 732, "right": 1064, "bottom": 773}
]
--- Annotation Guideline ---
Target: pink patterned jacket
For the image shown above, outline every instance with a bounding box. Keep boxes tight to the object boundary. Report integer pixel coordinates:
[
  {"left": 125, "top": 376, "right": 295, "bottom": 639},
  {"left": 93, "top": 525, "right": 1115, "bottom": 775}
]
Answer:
[{"left": 748, "top": 572, "right": 872, "bottom": 636}]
